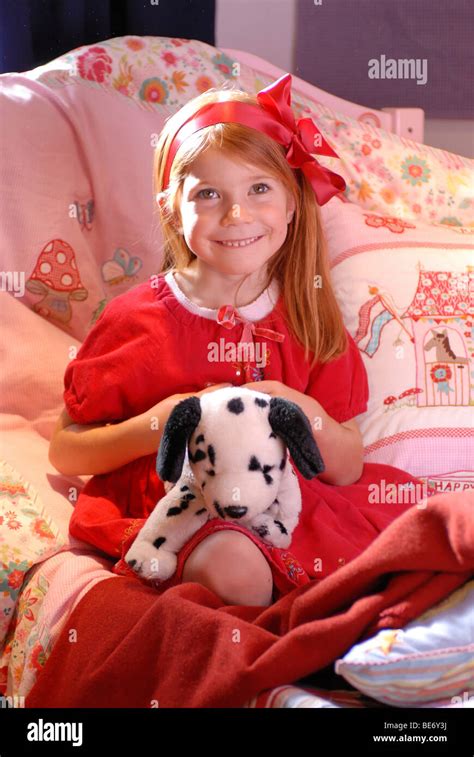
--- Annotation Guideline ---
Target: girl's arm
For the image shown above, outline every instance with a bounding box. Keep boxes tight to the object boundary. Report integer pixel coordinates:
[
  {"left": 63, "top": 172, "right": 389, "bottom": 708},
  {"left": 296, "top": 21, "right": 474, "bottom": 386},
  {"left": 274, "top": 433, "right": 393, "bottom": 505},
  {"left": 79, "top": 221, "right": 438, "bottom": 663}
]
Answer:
[
  {"left": 49, "top": 383, "right": 232, "bottom": 477},
  {"left": 280, "top": 386, "right": 364, "bottom": 486},
  {"left": 48, "top": 399, "right": 176, "bottom": 477},
  {"left": 306, "top": 405, "right": 364, "bottom": 486},
  {"left": 242, "top": 380, "right": 364, "bottom": 486}
]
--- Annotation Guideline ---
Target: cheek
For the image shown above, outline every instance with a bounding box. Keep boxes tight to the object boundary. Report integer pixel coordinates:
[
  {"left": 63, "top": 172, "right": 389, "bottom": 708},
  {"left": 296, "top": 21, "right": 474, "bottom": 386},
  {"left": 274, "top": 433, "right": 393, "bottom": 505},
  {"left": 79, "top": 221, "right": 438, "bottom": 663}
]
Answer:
[
  {"left": 263, "top": 204, "right": 290, "bottom": 230},
  {"left": 186, "top": 215, "right": 213, "bottom": 242}
]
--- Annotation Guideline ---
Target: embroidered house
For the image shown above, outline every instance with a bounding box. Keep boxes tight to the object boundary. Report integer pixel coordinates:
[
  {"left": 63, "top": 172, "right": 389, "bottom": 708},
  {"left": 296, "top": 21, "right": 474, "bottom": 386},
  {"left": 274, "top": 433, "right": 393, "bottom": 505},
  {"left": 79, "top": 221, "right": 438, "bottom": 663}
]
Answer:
[{"left": 402, "top": 267, "right": 473, "bottom": 408}]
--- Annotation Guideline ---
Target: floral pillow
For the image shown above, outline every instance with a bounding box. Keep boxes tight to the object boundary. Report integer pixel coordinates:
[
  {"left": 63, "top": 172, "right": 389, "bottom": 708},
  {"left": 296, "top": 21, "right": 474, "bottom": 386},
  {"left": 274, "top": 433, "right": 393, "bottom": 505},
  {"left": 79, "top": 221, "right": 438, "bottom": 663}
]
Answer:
[
  {"left": 290, "top": 101, "right": 474, "bottom": 229},
  {"left": 0, "top": 461, "right": 66, "bottom": 647},
  {"left": 321, "top": 196, "right": 474, "bottom": 495}
]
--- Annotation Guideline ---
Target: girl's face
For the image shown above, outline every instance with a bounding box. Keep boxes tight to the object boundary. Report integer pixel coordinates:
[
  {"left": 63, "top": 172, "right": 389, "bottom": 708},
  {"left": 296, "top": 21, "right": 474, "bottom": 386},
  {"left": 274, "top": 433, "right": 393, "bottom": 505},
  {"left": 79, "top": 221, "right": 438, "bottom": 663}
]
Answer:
[{"left": 177, "top": 147, "right": 296, "bottom": 276}]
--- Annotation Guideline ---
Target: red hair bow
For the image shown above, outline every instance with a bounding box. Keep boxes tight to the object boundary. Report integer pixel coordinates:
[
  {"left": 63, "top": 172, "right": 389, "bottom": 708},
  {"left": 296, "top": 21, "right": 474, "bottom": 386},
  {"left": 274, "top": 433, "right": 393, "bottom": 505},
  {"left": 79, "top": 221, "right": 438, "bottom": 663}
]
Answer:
[
  {"left": 257, "top": 74, "right": 346, "bottom": 205},
  {"left": 161, "top": 73, "right": 346, "bottom": 206}
]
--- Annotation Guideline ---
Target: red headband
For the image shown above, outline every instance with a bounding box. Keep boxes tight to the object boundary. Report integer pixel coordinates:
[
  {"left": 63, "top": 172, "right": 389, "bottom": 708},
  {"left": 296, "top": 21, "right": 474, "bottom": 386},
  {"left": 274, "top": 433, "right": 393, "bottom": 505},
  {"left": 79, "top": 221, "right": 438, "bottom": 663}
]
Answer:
[{"left": 161, "top": 73, "right": 346, "bottom": 206}]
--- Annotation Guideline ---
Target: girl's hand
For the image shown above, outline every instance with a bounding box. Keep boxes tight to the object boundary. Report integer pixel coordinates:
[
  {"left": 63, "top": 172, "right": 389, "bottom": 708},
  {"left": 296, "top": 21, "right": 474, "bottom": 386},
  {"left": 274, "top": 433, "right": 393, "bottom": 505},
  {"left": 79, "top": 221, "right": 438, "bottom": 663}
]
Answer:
[
  {"left": 169, "top": 382, "right": 233, "bottom": 405},
  {"left": 155, "top": 383, "right": 234, "bottom": 423},
  {"left": 144, "top": 383, "right": 234, "bottom": 453},
  {"left": 242, "top": 380, "right": 294, "bottom": 402},
  {"left": 242, "top": 380, "right": 322, "bottom": 424}
]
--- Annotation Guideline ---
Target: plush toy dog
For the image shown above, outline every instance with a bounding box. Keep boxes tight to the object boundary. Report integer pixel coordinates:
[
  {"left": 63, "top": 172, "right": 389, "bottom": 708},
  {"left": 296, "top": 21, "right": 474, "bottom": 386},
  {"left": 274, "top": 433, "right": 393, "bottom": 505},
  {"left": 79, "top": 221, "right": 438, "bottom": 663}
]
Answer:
[{"left": 125, "top": 386, "right": 325, "bottom": 582}]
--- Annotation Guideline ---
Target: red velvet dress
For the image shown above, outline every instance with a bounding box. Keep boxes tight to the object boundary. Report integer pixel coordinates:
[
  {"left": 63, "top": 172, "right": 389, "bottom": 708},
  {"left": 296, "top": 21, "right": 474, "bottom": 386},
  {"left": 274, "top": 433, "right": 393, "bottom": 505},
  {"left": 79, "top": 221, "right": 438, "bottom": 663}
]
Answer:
[{"left": 65, "top": 273, "right": 424, "bottom": 600}]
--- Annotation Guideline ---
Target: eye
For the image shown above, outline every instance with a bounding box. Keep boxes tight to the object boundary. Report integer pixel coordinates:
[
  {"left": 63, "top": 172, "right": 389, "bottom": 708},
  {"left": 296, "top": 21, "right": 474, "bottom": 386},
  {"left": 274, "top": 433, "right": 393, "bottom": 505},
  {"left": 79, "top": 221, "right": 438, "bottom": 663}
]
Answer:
[
  {"left": 252, "top": 183, "right": 270, "bottom": 194},
  {"left": 195, "top": 188, "right": 219, "bottom": 199}
]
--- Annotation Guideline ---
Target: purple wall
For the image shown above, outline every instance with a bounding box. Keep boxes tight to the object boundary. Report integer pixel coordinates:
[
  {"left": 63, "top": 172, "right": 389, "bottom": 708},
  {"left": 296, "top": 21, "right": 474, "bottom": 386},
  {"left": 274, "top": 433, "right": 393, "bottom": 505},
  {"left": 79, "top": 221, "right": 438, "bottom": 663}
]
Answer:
[{"left": 295, "top": 0, "right": 473, "bottom": 119}]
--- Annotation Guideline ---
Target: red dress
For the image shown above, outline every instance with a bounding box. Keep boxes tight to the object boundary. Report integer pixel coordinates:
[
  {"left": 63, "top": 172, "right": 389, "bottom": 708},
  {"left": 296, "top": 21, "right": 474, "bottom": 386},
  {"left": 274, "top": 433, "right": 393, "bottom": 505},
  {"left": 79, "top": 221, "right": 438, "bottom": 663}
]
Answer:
[{"left": 65, "top": 273, "right": 424, "bottom": 601}]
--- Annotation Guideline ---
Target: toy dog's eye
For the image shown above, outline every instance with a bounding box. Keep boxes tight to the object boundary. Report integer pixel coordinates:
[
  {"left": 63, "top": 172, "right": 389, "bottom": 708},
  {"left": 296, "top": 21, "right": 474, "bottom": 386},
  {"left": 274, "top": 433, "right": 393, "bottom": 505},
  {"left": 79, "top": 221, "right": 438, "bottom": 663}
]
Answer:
[{"left": 190, "top": 449, "right": 206, "bottom": 463}]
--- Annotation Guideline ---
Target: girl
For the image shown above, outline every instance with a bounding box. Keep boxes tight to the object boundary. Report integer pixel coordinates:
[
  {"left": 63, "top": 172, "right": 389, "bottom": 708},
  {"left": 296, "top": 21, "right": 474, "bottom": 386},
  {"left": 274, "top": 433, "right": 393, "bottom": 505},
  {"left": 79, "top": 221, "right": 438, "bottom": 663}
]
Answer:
[{"left": 49, "top": 74, "right": 423, "bottom": 607}]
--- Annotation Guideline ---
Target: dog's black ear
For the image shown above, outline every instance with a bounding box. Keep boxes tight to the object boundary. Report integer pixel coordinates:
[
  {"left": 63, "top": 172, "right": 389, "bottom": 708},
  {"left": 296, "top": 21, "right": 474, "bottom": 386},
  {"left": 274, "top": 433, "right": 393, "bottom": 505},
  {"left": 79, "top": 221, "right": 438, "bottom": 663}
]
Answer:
[
  {"left": 156, "top": 396, "right": 201, "bottom": 483},
  {"left": 268, "top": 397, "right": 325, "bottom": 479}
]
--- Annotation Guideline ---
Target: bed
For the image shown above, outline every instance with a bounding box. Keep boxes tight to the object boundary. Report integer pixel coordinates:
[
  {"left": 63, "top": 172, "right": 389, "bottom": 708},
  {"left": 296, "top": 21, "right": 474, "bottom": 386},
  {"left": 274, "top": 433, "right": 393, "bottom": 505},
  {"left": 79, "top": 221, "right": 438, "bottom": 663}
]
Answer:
[{"left": 0, "top": 35, "right": 473, "bottom": 710}]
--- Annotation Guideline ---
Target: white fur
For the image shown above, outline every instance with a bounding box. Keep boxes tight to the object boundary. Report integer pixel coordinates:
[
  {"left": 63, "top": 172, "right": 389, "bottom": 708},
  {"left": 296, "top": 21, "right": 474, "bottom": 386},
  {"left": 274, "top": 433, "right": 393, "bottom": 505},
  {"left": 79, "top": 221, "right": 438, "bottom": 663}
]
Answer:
[{"left": 125, "top": 387, "right": 302, "bottom": 582}]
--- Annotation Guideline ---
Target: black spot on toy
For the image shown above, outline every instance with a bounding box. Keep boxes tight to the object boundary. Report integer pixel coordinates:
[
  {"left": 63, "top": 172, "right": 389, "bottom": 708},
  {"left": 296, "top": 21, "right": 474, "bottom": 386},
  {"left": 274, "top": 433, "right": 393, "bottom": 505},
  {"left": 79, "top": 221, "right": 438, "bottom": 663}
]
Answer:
[
  {"left": 207, "top": 444, "right": 216, "bottom": 466},
  {"left": 189, "top": 448, "right": 206, "bottom": 463},
  {"left": 227, "top": 397, "right": 244, "bottom": 414}
]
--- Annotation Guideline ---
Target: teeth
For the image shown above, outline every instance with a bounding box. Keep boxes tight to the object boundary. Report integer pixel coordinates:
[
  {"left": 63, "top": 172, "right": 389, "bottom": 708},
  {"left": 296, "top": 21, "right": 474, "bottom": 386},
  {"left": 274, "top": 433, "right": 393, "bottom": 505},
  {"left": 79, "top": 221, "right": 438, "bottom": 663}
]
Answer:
[{"left": 218, "top": 236, "right": 260, "bottom": 248}]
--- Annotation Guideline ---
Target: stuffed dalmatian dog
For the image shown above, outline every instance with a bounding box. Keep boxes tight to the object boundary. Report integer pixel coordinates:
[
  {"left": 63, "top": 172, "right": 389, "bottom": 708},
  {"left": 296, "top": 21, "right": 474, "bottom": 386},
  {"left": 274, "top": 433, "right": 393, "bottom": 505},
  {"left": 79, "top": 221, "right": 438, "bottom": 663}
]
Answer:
[{"left": 125, "top": 386, "right": 325, "bottom": 582}]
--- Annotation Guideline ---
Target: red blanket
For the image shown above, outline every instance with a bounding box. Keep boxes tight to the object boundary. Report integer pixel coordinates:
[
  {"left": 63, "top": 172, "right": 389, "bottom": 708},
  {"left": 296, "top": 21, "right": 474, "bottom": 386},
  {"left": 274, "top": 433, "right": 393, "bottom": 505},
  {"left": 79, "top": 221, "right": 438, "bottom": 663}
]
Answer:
[{"left": 26, "top": 490, "right": 473, "bottom": 708}]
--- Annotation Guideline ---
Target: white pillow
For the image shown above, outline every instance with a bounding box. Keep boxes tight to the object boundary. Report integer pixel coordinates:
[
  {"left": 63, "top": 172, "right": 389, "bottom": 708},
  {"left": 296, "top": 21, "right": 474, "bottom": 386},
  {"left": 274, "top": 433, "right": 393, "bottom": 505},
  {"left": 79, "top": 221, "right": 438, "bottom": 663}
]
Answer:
[
  {"left": 336, "top": 579, "right": 474, "bottom": 707},
  {"left": 321, "top": 196, "right": 474, "bottom": 495}
]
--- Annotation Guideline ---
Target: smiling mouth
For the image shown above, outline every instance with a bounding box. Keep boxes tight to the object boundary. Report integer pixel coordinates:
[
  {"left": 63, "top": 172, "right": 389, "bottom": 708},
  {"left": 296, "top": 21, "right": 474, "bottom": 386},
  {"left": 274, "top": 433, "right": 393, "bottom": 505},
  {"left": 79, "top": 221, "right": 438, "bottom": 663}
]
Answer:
[{"left": 214, "top": 235, "right": 264, "bottom": 248}]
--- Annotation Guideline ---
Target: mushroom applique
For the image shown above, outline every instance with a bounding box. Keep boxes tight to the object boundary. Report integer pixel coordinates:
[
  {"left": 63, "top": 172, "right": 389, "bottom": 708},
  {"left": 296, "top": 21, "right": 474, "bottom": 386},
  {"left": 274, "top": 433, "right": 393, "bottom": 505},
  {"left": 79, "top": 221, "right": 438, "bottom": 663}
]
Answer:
[
  {"left": 398, "top": 387, "right": 423, "bottom": 406},
  {"left": 26, "top": 239, "right": 88, "bottom": 325}
]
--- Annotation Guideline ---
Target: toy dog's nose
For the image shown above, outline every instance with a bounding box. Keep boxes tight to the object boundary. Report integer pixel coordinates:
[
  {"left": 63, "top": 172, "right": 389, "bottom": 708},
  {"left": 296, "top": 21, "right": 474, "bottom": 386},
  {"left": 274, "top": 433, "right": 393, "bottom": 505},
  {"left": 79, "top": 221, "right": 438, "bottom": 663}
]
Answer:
[
  {"left": 225, "top": 505, "right": 248, "bottom": 519},
  {"left": 213, "top": 501, "right": 248, "bottom": 519}
]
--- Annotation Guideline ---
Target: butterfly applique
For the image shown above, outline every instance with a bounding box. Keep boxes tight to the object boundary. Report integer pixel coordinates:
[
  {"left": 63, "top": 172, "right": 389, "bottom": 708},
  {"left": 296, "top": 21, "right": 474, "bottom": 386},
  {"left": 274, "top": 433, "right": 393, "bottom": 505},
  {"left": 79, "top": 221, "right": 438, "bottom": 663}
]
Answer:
[
  {"left": 101, "top": 248, "right": 143, "bottom": 286},
  {"left": 73, "top": 200, "right": 95, "bottom": 231}
]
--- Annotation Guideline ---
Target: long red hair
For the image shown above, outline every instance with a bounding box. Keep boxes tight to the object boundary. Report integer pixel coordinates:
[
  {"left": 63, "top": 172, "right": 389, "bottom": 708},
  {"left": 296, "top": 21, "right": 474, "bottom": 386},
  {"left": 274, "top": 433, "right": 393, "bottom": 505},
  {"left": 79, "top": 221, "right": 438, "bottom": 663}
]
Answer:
[{"left": 152, "top": 84, "right": 347, "bottom": 368}]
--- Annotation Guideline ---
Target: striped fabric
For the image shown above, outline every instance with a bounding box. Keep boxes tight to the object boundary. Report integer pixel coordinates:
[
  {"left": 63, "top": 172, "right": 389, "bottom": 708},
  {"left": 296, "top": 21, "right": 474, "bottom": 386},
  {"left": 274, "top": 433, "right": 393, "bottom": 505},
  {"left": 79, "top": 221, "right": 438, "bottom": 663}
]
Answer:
[{"left": 336, "top": 580, "right": 474, "bottom": 706}]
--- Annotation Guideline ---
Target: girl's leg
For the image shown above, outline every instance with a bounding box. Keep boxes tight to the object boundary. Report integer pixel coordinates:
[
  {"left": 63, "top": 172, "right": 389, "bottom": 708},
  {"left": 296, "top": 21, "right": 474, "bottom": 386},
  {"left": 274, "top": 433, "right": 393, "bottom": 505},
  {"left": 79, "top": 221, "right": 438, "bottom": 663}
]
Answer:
[{"left": 182, "top": 530, "right": 274, "bottom": 606}]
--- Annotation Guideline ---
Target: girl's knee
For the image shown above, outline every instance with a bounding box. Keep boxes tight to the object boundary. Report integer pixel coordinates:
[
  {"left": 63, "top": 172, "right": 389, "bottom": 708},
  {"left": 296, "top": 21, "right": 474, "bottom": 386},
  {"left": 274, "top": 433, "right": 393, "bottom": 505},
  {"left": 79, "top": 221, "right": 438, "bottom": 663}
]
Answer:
[{"left": 182, "top": 530, "right": 273, "bottom": 606}]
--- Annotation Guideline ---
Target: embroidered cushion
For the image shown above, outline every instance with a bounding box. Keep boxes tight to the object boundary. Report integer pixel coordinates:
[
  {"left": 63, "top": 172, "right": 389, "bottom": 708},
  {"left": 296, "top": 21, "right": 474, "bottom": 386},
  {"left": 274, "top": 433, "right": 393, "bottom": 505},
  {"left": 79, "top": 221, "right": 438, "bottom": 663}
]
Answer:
[{"left": 321, "top": 196, "right": 474, "bottom": 493}]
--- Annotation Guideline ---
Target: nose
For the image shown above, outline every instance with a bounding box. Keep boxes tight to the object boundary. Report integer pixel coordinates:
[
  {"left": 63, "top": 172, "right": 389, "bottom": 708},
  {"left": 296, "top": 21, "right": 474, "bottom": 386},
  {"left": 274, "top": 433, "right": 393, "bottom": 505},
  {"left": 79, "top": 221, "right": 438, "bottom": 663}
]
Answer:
[{"left": 220, "top": 199, "right": 254, "bottom": 225}]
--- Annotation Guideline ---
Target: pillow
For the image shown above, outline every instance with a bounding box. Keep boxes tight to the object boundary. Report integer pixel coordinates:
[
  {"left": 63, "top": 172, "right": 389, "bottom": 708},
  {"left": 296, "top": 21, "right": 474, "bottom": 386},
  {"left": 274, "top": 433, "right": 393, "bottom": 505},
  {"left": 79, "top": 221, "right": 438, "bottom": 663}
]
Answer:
[
  {"left": 320, "top": 196, "right": 474, "bottom": 494},
  {"left": 309, "top": 106, "right": 474, "bottom": 228},
  {"left": 0, "top": 461, "right": 66, "bottom": 647},
  {"left": 335, "top": 579, "right": 474, "bottom": 707}
]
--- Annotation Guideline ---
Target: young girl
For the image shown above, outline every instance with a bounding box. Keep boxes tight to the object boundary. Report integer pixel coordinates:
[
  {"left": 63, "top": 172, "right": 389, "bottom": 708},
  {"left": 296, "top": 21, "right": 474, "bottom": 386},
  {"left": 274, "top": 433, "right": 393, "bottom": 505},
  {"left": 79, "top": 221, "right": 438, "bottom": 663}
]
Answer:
[{"left": 49, "top": 73, "right": 423, "bottom": 607}]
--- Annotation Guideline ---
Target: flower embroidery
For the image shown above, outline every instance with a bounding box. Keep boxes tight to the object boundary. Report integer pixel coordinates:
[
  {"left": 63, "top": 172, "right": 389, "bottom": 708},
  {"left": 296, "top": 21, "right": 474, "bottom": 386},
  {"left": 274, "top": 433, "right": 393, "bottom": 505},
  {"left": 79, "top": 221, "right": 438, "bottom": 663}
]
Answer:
[
  {"left": 161, "top": 51, "right": 179, "bottom": 67},
  {"left": 6, "top": 519, "right": 21, "bottom": 531},
  {"left": 196, "top": 75, "right": 215, "bottom": 93},
  {"left": 31, "top": 517, "right": 55, "bottom": 540},
  {"left": 29, "top": 643, "right": 47, "bottom": 672},
  {"left": 139, "top": 77, "right": 169, "bottom": 104},
  {"left": 280, "top": 552, "right": 306, "bottom": 580},
  {"left": 172, "top": 71, "right": 188, "bottom": 93},
  {"left": 0, "top": 560, "right": 30, "bottom": 599},
  {"left": 400, "top": 156, "right": 431, "bottom": 186},
  {"left": 125, "top": 37, "right": 145, "bottom": 52},
  {"left": 380, "top": 187, "right": 396, "bottom": 204},
  {"left": 112, "top": 60, "right": 134, "bottom": 95},
  {"left": 77, "top": 46, "right": 113, "bottom": 84},
  {"left": 17, "top": 586, "right": 39, "bottom": 623},
  {"left": 364, "top": 214, "right": 416, "bottom": 234},
  {"left": 211, "top": 53, "right": 235, "bottom": 77}
]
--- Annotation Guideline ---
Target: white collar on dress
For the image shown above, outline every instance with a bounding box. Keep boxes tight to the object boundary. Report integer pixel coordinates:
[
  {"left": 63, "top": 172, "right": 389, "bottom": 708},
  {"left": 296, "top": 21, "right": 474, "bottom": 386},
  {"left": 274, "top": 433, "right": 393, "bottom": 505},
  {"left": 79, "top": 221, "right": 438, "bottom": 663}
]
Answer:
[{"left": 164, "top": 270, "right": 280, "bottom": 322}]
